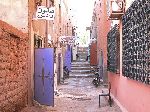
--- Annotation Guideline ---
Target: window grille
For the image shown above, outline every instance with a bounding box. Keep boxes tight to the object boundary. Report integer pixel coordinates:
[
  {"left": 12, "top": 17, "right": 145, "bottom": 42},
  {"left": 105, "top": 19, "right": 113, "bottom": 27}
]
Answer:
[
  {"left": 107, "top": 24, "right": 120, "bottom": 73},
  {"left": 122, "top": 0, "right": 150, "bottom": 84}
]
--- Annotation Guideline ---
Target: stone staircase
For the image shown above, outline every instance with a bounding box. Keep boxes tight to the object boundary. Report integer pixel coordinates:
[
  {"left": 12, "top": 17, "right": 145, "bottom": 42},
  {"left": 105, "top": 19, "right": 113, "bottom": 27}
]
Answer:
[
  {"left": 70, "top": 47, "right": 94, "bottom": 78},
  {"left": 77, "top": 47, "right": 88, "bottom": 62}
]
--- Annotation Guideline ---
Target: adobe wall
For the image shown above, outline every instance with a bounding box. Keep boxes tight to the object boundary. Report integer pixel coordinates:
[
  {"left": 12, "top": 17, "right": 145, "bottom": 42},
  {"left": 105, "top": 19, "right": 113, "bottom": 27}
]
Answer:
[
  {"left": 0, "top": 20, "right": 28, "bottom": 112},
  {"left": 95, "top": 0, "right": 111, "bottom": 66}
]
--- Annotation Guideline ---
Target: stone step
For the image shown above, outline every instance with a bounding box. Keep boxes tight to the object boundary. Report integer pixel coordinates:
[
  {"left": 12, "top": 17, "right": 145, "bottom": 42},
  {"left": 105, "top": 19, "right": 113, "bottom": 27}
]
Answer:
[
  {"left": 76, "top": 55, "right": 87, "bottom": 57},
  {"left": 69, "top": 73, "right": 94, "bottom": 78},
  {"left": 77, "top": 51, "right": 88, "bottom": 53},
  {"left": 71, "top": 62, "right": 89, "bottom": 65},
  {"left": 71, "top": 66, "right": 90, "bottom": 68},
  {"left": 78, "top": 53, "right": 88, "bottom": 55},
  {"left": 78, "top": 57, "right": 87, "bottom": 59},
  {"left": 77, "top": 51, "right": 88, "bottom": 54},
  {"left": 70, "top": 70, "right": 91, "bottom": 74},
  {"left": 77, "top": 55, "right": 87, "bottom": 57},
  {"left": 78, "top": 47, "right": 88, "bottom": 51},
  {"left": 71, "top": 64, "right": 90, "bottom": 67},
  {"left": 78, "top": 58, "right": 87, "bottom": 60},
  {"left": 78, "top": 50, "right": 88, "bottom": 53},
  {"left": 71, "top": 66, "right": 91, "bottom": 70},
  {"left": 77, "top": 55, "right": 88, "bottom": 57},
  {"left": 75, "top": 60, "right": 88, "bottom": 62},
  {"left": 77, "top": 54, "right": 88, "bottom": 57}
]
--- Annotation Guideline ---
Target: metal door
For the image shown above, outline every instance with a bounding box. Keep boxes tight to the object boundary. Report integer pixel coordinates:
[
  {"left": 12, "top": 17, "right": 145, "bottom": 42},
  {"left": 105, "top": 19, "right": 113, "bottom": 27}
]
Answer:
[
  {"left": 64, "top": 45, "right": 71, "bottom": 71},
  {"left": 34, "top": 48, "right": 54, "bottom": 106},
  {"left": 90, "top": 42, "right": 97, "bottom": 65}
]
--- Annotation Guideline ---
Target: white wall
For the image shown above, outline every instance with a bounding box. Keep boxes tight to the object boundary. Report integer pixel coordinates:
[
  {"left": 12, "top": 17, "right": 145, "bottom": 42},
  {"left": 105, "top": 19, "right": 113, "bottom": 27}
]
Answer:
[{"left": 0, "top": 0, "right": 28, "bottom": 33}]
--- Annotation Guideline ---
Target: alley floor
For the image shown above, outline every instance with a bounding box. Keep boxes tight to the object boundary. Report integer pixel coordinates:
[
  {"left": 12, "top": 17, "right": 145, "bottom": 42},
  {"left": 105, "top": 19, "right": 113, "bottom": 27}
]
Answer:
[{"left": 21, "top": 61, "right": 122, "bottom": 112}]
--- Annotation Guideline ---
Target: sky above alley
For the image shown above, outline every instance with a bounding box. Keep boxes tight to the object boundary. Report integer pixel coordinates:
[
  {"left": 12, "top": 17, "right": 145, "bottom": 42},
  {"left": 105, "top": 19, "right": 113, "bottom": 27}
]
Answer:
[
  {"left": 68, "top": 0, "right": 94, "bottom": 46},
  {"left": 68, "top": 0, "right": 94, "bottom": 28}
]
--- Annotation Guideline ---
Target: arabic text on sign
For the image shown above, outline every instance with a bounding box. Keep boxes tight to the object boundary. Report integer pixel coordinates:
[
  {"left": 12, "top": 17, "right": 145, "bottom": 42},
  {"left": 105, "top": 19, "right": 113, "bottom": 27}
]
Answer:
[{"left": 36, "top": 6, "right": 55, "bottom": 20}]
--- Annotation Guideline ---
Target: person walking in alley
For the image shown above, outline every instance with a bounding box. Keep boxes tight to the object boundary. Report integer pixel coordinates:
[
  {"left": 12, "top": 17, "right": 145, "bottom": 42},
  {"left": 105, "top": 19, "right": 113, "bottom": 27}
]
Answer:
[{"left": 76, "top": 54, "right": 79, "bottom": 60}]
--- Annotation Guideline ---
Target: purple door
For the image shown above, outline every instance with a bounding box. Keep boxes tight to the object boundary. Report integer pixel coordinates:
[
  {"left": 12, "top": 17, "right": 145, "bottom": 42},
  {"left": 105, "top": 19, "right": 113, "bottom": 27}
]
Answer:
[
  {"left": 57, "top": 53, "right": 61, "bottom": 84},
  {"left": 65, "top": 45, "right": 71, "bottom": 71},
  {"left": 34, "top": 48, "right": 54, "bottom": 106}
]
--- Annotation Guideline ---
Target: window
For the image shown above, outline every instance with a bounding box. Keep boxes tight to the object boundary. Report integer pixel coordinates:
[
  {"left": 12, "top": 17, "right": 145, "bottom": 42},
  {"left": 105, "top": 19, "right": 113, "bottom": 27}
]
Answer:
[
  {"left": 34, "top": 34, "right": 43, "bottom": 48},
  {"left": 122, "top": 0, "right": 149, "bottom": 84},
  {"left": 107, "top": 24, "right": 120, "bottom": 73}
]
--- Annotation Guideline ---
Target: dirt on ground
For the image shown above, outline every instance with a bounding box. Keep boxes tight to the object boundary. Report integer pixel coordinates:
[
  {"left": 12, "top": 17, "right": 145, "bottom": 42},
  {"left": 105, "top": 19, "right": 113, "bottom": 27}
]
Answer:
[{"left": 21, "top": 77, "right": 122, "bottom": 112}]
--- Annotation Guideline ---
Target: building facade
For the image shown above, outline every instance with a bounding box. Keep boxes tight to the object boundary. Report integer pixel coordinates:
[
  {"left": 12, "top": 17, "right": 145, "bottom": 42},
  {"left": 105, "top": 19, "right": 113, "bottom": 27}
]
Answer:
[
  {"left": 0, "top": 0, "right": 75, "bottom": 111},
  {"left": 107, "top": 0, "right": 150, "bottom": 112},
  {"left": 0, "top": 0, "right": 30, "bottom": 111},
  {"left": 90, "top": 0, "right": 111, "bottom": 81},
  {"left": 91, "top": 0, "right": 150, "bottom": 111}
]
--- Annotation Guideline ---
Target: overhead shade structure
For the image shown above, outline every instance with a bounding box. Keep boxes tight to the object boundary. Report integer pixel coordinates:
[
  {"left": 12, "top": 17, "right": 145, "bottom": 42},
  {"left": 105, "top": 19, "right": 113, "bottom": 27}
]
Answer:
[{"left": 107, "top": 0, "right": 125, "bottom": 20}]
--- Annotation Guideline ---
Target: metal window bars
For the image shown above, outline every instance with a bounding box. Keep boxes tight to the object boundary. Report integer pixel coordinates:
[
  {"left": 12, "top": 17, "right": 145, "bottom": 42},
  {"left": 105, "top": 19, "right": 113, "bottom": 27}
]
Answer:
[
  {"left": 122, "top": 0, "right": 150, "bottom": 84},
  {"left": 107, "top": 24, "right": 120, "bottom": 73}
]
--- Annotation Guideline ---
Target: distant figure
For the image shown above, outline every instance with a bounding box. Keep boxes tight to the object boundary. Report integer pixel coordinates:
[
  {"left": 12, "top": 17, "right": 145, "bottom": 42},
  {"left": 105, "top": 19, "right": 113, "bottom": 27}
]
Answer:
[
  {"left": 76, "top": 54, "right": 79, "bottom": 59},
  {"left": 86, "top": 55, "right": 90, "bottom": 61}
]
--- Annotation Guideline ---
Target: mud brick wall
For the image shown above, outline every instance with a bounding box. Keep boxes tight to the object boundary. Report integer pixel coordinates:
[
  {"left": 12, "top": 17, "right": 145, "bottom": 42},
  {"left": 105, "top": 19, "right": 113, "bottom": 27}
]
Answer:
[{"left": 0, "top": 21, "right": 29, "bottom": 112}]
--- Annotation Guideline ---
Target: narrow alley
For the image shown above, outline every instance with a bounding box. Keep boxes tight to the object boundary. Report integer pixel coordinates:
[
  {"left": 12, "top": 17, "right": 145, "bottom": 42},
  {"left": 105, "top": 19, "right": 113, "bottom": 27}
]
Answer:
[
  {"left": 0, "top": 0, "right": 149, "bottom": 112},
  {"left": 21, "top": 47, "right": 121, "bottom": 112}
]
